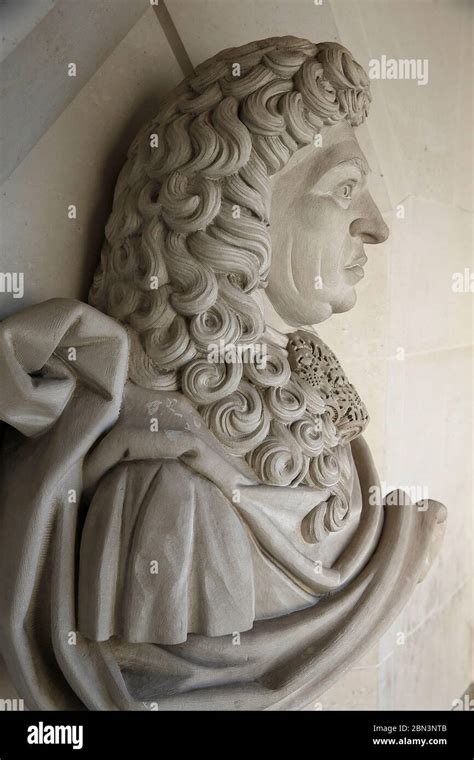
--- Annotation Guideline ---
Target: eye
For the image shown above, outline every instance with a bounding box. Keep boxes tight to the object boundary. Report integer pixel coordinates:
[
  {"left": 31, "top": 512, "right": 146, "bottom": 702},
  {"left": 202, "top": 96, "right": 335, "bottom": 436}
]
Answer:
[{"left": 332, "top": 179, "right": 358, "bottom": 207}]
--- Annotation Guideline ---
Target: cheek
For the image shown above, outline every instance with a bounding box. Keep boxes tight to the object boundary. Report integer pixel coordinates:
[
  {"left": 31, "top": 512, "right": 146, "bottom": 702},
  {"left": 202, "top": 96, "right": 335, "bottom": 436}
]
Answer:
[
  {"left": 271, "top": 199, "right": 321, "bottom": 288},
  {"left": 291, "top": 228, "right": 324, "bottom": 294},
  {"left": 292, "top": 197, "right": 350, "bottom": 289}
]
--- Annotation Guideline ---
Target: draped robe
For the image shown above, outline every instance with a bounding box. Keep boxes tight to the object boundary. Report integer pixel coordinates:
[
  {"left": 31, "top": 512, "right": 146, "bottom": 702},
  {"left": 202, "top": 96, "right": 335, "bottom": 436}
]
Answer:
[{"left": 0, "top": 299, "right": 446, "bottom": 710}]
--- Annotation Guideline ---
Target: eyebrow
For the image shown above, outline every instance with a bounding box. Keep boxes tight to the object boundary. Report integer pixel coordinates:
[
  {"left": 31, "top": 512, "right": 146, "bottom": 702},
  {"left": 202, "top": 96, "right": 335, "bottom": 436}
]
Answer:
[
  {"left": 307, "top": 156, "right": 370, "bottom": 194},
  {"left": 337, "top": 156, "right": 370, "bottom": 176},
  {"left": 305, "top": 140, "right": 371, "bottom": 188}
]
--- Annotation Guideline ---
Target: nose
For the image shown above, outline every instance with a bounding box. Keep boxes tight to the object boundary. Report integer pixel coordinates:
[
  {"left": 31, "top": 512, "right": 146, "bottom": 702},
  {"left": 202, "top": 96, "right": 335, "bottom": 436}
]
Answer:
[{"left": 349, "top": 192, "right": 389, "bottom": 244}]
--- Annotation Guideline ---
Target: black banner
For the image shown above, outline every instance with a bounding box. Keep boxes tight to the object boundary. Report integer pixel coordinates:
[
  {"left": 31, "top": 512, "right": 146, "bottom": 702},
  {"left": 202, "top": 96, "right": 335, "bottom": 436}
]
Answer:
[{"left": 0, "top": 710, "right": 472, "bottom": 758}]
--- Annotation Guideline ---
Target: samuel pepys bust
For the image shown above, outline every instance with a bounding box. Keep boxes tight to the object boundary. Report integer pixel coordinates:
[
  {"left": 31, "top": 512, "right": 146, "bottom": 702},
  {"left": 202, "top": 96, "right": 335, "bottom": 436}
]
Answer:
[{"left": 0, "top": 36, "right": 446, "bottom": 710}]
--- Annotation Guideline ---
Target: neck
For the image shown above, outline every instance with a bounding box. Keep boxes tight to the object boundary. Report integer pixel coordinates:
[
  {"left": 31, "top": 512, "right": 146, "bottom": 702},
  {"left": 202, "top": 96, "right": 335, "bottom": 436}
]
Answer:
[
  {"left": 258, "top": 290, "right": 316, "bottom": 349},
  {"left": 258, "top": 290, "right": 295, "bottom": 335}
]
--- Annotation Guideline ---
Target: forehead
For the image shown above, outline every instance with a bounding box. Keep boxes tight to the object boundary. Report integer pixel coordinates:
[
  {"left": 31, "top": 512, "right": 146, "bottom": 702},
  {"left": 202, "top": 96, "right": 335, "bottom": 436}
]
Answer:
[{"left": 273, "top": 121, "right": 369, "bottom": 188}]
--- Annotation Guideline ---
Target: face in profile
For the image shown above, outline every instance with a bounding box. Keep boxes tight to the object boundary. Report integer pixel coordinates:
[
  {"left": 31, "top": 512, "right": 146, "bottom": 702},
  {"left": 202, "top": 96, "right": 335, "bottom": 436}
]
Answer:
[{"left": 267, "top": 120, "right": 389, "bottom": 326}]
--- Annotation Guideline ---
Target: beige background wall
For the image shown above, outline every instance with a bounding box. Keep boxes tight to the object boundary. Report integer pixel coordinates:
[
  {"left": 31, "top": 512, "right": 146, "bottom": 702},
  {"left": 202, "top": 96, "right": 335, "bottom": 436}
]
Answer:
[{"left": 0, "top": 0, "right": 472, "bottom": 710}]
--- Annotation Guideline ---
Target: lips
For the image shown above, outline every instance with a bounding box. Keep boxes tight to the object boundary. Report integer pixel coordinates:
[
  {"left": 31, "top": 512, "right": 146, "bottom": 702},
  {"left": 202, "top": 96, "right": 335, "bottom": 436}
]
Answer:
[
  {"left": 345, "top": 252, "right": 368, "bottom": 271},
  {"left": 344, "top": 252, "right": 367, "bottom": 283}
]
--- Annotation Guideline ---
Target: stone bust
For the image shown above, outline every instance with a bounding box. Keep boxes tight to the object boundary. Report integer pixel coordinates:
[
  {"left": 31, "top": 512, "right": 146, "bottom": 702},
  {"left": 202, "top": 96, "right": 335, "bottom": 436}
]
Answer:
[{"left": 0, "top": 36, "right": 446, "bottom": 710}]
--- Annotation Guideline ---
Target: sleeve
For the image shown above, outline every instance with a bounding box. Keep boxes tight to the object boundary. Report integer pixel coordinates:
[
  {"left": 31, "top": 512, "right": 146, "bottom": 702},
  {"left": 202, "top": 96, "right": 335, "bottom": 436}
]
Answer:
[
  {"left": 0, "top": 298, "right": 129, "bottom": 436},
  {"left": 0, "top": 299, "right": 129, "bottom": 709}
]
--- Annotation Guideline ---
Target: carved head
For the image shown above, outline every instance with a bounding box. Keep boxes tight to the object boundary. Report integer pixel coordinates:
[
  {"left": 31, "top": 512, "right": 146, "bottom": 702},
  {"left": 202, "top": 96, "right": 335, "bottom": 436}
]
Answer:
[
  {"left": 268, "top": 120, "right": 388, "bottom": 325},
  {"left": 89, "top": 36, "right": 386, "bottom": 484}
]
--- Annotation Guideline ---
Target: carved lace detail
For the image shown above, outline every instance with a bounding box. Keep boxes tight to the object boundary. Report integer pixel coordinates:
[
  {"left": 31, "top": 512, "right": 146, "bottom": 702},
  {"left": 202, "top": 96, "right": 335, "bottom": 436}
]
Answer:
[
  {"left": 287, "top": 330, "right": 369, "bottom": 445},
  {"left": 287, "top": 329, "right": 369, "bottom": 542}
]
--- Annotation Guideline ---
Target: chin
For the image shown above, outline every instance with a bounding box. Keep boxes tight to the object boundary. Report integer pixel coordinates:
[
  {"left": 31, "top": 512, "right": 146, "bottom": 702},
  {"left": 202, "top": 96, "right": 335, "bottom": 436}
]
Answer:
[{"left": 332, "top": 287, "right": 357, "bottom": 314}]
